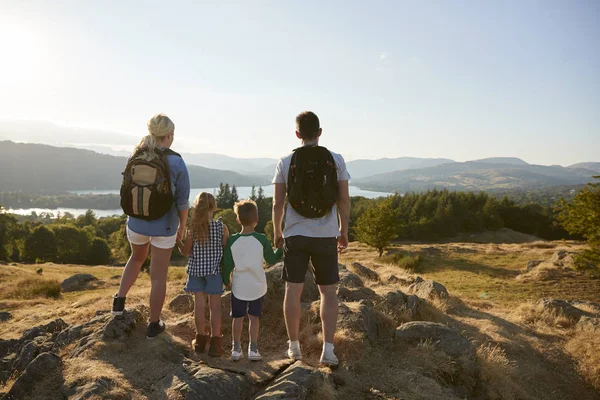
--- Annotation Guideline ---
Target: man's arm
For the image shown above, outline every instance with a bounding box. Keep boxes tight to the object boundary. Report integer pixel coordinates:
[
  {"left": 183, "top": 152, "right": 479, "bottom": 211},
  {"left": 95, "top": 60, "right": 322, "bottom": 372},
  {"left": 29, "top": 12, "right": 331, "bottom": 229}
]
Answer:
[
  {"left": 337, "top": 180, "right": 350, "bottom": 251},
  {"left": 272, "top": 183, "right": 286, "bottom": 249}
]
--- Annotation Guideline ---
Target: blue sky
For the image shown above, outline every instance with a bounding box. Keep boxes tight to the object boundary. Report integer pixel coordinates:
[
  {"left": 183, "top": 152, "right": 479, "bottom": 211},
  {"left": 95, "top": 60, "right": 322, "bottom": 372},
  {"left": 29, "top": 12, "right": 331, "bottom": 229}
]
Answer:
[{"left": 0, "top": 0, "right": 598, "bottom": 165}]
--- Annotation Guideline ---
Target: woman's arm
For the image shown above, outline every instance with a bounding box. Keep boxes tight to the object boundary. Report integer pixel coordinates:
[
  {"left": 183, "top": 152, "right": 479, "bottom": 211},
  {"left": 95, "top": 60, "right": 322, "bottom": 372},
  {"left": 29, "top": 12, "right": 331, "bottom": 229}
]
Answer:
[{"left": 178, "top": 229, "right": 193, "bottom": 257}]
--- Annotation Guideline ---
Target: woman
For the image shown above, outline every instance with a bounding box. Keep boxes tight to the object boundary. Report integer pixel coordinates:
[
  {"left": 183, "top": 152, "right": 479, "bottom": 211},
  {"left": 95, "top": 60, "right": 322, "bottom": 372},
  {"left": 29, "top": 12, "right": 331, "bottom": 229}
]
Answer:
[{"left": 112, "top": 114, "right": 190, "bottom": 339}]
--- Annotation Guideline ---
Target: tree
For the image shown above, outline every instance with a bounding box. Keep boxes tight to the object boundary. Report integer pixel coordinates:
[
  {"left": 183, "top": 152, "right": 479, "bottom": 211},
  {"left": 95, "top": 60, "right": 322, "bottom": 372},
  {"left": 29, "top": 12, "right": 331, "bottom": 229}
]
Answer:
[
  {"left": 23, "top": 226, "right": 57, "bottom": 263},
  {"left": 557, "top": 177, "right": 600, "bottom": 270},
  {"left": 52, "top": 225, "right": 91, "bottom": 264},
  {"left": 354, "top": 199, "right": 398, "bottom": 257},
  {"left": 231, "top": 185, "right": 239, "bottom": 205},
  {"left": 264, "top": 220, "right": 274, "bottom": 245},
  {"left": 0, "top": 205, "right": 17, "bottom": 261},
  {"left": 88, "top": 238, "right": 112, "bottom": 265},
  {"left": 250, "top": 185, "right": 257, "bottom": 201},
  {"left": 217, "top": 209, "right": 240, "bottom": 234}
]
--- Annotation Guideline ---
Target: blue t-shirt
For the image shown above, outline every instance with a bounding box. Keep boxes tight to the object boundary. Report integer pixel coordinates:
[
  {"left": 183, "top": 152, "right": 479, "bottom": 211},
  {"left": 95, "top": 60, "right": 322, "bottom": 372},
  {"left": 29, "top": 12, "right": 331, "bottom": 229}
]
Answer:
[{"left": 127, "top": 151, "right": 190, "bottom": 237}]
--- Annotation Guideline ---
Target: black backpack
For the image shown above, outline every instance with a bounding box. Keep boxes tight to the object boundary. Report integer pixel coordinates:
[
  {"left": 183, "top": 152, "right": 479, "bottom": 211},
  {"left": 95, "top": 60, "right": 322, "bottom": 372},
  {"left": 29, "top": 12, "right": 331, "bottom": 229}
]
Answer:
[
  {"left": 120, "top": 148, "right": 180, "bottom": 221},
  {"left": 287, "top": 146, "right": 338, "bottom": 218}
]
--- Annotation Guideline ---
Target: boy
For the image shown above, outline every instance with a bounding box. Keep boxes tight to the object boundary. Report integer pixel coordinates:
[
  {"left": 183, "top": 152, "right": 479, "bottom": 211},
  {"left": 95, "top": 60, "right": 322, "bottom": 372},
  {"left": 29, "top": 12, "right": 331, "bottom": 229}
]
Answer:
[{"left": 222, "top": 199, "right": 283, "bottom": 361}]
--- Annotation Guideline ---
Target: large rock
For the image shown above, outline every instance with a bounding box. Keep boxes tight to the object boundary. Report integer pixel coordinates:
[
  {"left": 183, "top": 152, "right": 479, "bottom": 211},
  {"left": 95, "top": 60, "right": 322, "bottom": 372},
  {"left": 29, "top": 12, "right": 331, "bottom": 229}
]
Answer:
[
  {"left": 348, "top": 262, "right": 380, "bottom": 281},
  {"left": 0, "top": 340, "right": 19, "bottom": 359},
  {"left": 375, "top": 290, "right": 422, "bottom": 321},
  {"left": 337, "top": 286, "right": 377, "bottom": 302},
  {"left": 60, "top": 273, "right": 98, "bottom": 292},
  {"left": 12, "top": 337, "right": 49, "bottom": 373},
  {"left": 395, "top": 322, "right": 475, "bottom": 358},
  {"left": 21, "top": 318, "right": 68, "bottom": 342},
  {"left": 255, "top": 361, "right": 323, "bottom": 400},
  {"left": 535, "top": 298, "right": 591, "bottom": 322},
  {"left": 67, "top": 378, "right": 115, "bottom": 400},
  {"left": 0, "top": 312, "right": 11, "bottom": 322},
  {"left": 338, "top": 301, "right": 393, "bottom": 342},
  {"left": 53, "top": 307, "right": 145, "bottom": 357},
  {"left": 6, "top": 352, "right": 63, "bottom": 399},
  {"left": 168, "top": 293, "right": 194, "bottom": 314},
  {"left": 407, "top": 280, "right": 449, "bottom": 300},
  {"left": 172, "top": 363, "right": 253, "bottom": 400},
  {"left": 266, "top": 263, "right": 319, "bottom": 303},
  {"left": 338, "top": 268, "right": 364, "bottom": 288}
]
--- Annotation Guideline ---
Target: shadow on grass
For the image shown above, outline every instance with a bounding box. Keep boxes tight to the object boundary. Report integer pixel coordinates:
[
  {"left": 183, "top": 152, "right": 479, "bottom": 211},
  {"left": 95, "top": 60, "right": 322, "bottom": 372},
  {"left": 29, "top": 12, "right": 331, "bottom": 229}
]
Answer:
[{"left": 422, "top": 256, "right": 520, "bottom": 279}]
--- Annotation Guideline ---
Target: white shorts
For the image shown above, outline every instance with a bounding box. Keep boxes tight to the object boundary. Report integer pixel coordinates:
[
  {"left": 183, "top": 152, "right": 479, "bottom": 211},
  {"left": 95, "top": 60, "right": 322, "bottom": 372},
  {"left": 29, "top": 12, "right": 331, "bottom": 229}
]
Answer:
[{"left": 126, "top": 226, "right": 177, "bottom": 249}]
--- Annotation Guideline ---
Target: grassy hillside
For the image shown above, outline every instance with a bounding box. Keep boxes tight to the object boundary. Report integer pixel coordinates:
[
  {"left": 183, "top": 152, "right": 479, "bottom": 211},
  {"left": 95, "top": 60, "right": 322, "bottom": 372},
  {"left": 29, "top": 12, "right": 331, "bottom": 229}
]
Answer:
[
  {"left": 1, "top": 240, "right": 599, "bottom": 399},
  {"left": 353, "top": 161, "right": 597, "bottom": 192},
  {"left": 0, "top": 141, "right": 269, "bottom": 192}
]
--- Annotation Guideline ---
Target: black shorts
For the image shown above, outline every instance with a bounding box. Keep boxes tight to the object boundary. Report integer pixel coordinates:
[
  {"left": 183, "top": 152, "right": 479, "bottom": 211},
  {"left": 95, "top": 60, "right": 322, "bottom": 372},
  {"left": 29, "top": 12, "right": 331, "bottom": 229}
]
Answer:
[
  {"left": 230, "top": 293, "right": 264, "bottom": 318},
  {"left": 283, "top": 236, "right": 339, "bottom": 286}
]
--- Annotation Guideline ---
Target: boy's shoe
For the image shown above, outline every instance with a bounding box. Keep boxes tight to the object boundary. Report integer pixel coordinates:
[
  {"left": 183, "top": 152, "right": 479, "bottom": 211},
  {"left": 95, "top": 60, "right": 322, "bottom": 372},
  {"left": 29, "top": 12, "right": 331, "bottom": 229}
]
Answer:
[
  {"left": 319, "top": 350, "right": 339, "bottom": 367},
  {"left": 112, "top": 294, "right": 125, "bottom": 316},
  {"left": 248, "top": 348, "right": 262, "bottom": 361},
  {"left": 146, "top": 320, "right": 166, "bottom": 339},
  {"left": 286, "top": 341, "right": 303, "bottom": 361},
  {"left": 192, "top": 333, "right": 209, "bottom": 354},
  {"left": 208, "top": 335, "right": 224, "bottom": 357},
  {"left": 231, "top": 348, "right": 243, "bottom": 361}
]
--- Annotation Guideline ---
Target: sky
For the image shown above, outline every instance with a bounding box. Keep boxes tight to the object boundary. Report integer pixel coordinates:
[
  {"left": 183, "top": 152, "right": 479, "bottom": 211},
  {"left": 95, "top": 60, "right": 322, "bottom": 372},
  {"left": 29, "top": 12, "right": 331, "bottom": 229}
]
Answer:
[{"left": 0, "top": 0, "right": 599, "bottom": 165}]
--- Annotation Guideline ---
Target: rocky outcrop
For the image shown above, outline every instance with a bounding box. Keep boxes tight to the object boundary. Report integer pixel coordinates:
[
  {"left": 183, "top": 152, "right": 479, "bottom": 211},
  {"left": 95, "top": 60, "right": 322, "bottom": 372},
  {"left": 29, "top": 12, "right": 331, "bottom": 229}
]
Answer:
[
  {"left": 337, "top": 286, "right": 377, "bottom": 302},
  {"left": 266, "top": 263, "right": 319, "bottom": 303},
  {"left": 407, "top": 280, "right": 449, "bottom": 300},
  {"left": 395, "top": 322, "right": 475, "bottom": 358},
  {"left": 255, "top": 361, "right": 324, "bottom": 399},
  {"left": 576, "top": 316, "right": 600, "bottom": 332},
  {"left": 60, "top": 274, "right": 99, "bottom": 292},
  {"left": 526, "top": 260, "right": 543, "bottom": 271},
  {"left": 535, "top": 298, "right": 593, "bottom": 322},
  {"left": 5, "top": 352, "right": 63, "bottom": 399},
  {"left": 338, "top": 301, "right": 394, "bottom": 342},
  {"left": 349, "top": 262, "right": 380, "bottom": 281},
  {"left": 338, "top": 267, "right": 364, "bottom": 288},
  {"left": 376, "top": 290, "right": 423, "bottom": 321},
  {"left": 169, "top": 293, "right": 194, "bottom": 314}
]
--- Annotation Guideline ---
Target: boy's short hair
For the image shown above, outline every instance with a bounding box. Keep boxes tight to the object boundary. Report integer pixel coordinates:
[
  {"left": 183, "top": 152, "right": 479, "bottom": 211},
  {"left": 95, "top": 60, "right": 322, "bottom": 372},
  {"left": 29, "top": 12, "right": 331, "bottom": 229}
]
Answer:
[
  {"left": 296, "top": 111, "right": 320, "bottom": 140},
  {"left": 234, "top": 199, "right": 258, "bottom": 225}
]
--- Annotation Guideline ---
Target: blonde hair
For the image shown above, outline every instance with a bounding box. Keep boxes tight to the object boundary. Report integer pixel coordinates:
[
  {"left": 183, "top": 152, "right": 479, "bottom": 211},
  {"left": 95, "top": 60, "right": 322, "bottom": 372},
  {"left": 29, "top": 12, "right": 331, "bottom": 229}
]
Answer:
[
  {"left": 234, "top": 199, "right": 258, "bottom": 226},
  {"left": 134, "top": 113, "right": 175, "bottom": 153},
  {"left": 191, "top": 192, "right": 217, "bottom": 243}
]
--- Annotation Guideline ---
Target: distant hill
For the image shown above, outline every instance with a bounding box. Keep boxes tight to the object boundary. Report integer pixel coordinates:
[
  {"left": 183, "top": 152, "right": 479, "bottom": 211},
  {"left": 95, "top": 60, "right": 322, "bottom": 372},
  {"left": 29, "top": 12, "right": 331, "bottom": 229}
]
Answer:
[
  {"left": 346, "top": 157, "right": 456, "bottom": 179},
  {"left": 353, "top": 161, "right": 597, "bottom": 192},
  {"left": 472, "top": 157, "right": 529, "bottom": 166},
  {"left": 0, "top": 141, "right": 269, "bottom": 192},
  {"left": 568, "top": 162, "right": 600, "bottom": 173}
]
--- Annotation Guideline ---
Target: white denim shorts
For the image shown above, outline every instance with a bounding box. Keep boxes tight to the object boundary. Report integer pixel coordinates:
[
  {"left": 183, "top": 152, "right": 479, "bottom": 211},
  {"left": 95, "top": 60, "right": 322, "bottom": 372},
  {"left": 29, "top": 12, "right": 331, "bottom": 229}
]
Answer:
[{"left": 126, "top": 226, "right": 177, "bottom": 249}]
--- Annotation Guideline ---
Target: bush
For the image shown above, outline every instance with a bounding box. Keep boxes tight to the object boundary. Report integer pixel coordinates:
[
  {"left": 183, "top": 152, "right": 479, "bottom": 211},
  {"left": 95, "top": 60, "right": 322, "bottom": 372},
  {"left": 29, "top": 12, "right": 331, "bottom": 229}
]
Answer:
[
  {"left": 380, "top": 252, "right": 424, "bottom": 273},
  {"left": 88, "top": 238, "right": 112, "bottom": 265},
  {"left": 354, "top": 198, "right": 398, "bottom": 257},
  {"left": 23, "top": 226, "right": 57, "bottom": 263},
  {"left": 3, "top": 278, "right": 61, "bottom": 299}
]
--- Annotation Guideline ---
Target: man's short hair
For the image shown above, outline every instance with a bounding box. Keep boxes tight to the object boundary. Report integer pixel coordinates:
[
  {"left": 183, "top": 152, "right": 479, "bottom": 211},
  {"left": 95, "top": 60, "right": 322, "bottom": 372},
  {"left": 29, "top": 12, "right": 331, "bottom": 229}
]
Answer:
[
  {"left": 234, "top": 199, "right": 258, "bottom": 225},
  {"left": 296, "top": 111, "right": 320, "bottom": 140}
]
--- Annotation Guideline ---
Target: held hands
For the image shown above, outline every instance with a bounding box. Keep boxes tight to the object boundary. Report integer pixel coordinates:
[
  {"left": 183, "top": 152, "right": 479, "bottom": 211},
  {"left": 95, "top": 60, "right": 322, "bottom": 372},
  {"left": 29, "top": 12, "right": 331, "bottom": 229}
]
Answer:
[{"left": 274, "top": 234, "right": 284, "bottom": 249}]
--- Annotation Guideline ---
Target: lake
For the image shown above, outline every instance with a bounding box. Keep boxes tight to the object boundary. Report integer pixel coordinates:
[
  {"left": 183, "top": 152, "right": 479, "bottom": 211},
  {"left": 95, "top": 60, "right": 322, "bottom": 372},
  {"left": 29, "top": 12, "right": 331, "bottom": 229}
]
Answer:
[{"left": 6, "top": 185, "right": 391, "bottom": 218}]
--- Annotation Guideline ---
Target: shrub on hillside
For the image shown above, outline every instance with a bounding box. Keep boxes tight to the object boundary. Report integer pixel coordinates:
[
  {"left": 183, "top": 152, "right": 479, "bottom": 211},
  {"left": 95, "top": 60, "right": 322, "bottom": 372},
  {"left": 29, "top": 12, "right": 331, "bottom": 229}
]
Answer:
[
  {"left": 380, "top": 252, "right": 424, "bottom": 273},
  {"left": 52, "top": 224, "right": 91, "bottom": 264},
  {"left": 3, "top": 277, "right": 61, "bottom": 299},
  {"left": 88, "top": 237, "right": 112, "bottom": 265}
]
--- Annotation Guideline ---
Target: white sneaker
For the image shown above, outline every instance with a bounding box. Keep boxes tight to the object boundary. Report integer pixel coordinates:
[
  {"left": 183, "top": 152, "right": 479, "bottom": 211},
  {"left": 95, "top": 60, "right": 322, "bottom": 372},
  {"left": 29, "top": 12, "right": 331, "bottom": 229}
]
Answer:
[
  {"left": 319, "top": 350, "right": 339, "bottom": 367},
  {"left": 248, "top": 348, "right": 262, "bottom": 361},
  {"left": 231, "top": 349, "right": 243, "bottom": 361},
  {"left": 286, "top": 341, "right": 303, "bottom": 360}
]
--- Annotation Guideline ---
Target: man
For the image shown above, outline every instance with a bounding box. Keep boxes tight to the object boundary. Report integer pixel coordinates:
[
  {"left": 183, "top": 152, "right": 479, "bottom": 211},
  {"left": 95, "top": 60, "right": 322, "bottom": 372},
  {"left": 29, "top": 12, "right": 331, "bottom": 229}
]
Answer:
[{"left": 272, "top": 111, "right": 350, "bottom": 367}]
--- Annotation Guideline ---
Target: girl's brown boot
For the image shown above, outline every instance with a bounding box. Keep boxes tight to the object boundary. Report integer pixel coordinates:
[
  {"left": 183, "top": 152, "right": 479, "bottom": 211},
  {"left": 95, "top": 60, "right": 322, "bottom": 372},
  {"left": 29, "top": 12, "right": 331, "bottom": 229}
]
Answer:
[
  {"left": 192, "top": 333, "right": 209, "bottom": 354},
  {"left": 208, "top": 335, "right": 224, "bottom": 357}
]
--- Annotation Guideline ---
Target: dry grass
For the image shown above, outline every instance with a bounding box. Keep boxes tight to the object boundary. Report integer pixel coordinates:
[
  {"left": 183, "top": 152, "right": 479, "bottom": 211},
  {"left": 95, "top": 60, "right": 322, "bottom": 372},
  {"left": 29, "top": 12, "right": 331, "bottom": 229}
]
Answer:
[
  {"left": 566, "top": 330, "right": 600, "bottom": 390},
  {"left": 512, "top": 302, "right": 573, "bottom": 330},
  {"left": 379, "top": 252, "right": 423, "bottom": 273},
  {"left": 1, "top": 277, "right": 62, "bottom": 299},
  {"left": 476, "top": 343, "right": 523, "bottom": 400}
]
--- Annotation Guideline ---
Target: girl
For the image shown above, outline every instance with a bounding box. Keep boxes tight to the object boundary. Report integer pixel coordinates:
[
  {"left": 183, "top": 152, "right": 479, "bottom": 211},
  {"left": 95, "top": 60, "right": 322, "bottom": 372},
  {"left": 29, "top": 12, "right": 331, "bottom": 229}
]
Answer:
[{"left": 178, "top": 192, "right": 229, "bottom": 356}]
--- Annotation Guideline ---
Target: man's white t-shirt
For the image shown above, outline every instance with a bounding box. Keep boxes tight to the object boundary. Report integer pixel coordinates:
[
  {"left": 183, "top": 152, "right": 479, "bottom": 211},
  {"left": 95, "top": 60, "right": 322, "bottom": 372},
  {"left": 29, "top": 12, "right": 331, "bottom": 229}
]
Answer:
[{"left": 272, "top": 147, "right": 351, "bottom": 239}]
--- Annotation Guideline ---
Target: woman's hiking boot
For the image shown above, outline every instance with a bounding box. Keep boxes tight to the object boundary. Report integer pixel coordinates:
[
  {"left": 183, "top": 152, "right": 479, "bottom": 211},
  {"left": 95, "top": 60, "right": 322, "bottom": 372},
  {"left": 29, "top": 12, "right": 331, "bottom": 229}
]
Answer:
[
  {"left": 146, "top": 320, "right": 166, "bottom": 339},
  {"left": 208, "top": 335, "right": 224, "bottom": 357},
  {"left": 112, "top": 294, "right": 126, "bottom": 316},
  {"left": 192, "top": 333, "right": 209, "bottom": 354}
]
